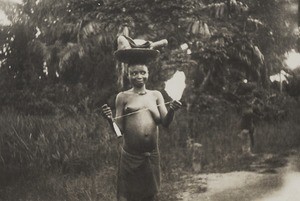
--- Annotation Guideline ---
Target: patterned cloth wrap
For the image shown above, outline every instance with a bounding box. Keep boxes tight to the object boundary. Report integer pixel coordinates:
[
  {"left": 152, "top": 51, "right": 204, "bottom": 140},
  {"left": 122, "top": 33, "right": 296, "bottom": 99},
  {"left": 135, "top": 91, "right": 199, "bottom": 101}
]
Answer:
[{"left": 117, "top": 147, "right": 161, "bottom": 200}]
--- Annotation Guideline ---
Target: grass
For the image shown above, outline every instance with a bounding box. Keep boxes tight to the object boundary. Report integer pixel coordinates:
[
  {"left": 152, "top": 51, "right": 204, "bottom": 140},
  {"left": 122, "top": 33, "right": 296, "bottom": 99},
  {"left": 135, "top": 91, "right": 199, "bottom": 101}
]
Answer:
[
  {"left": 0, "top": 101, "right": 300, "bottom": 200},
  {"left": 255, "top": 106, "right": 300, "bottom": 153},
  {"left": 0, "top": 111, "right": 120, "bottom": 200}
]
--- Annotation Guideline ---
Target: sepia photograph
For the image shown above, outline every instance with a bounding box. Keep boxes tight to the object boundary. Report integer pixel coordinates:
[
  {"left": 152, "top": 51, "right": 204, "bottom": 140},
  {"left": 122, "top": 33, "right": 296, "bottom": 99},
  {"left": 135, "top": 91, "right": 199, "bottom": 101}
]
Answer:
[{"left": 0, "top": 0, "right": 300, "bottom": 200}]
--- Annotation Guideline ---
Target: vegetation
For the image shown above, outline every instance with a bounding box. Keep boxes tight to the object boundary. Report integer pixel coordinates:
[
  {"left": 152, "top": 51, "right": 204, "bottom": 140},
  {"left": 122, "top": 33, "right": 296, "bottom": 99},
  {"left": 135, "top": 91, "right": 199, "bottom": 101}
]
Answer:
[
  {"left": 0, "top": 99, "right": 299, "bottom": 200},
  {"left": 1, "top": 0, "right": 300, "bottom": 200}
]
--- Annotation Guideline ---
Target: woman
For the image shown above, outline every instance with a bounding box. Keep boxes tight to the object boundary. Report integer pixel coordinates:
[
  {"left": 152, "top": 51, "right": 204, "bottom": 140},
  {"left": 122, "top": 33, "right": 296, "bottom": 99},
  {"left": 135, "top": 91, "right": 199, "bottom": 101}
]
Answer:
[{"left": 102, "top": 61, "right": 181, "bottom": 201}]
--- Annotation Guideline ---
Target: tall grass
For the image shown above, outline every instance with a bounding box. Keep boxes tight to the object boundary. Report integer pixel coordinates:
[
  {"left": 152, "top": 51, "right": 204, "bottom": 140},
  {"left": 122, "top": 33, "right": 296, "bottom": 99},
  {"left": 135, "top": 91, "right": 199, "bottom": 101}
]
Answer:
[
  {"left": 0, "top": 111, "right": 119, "bottom": 180},
  {"left": 160, "top": 106, "right": 245, "bottom": 173},
  {"left": 160, "top": 100, "right": 300, "bottom": 173},
  {"left": 255, "top": 106, "right": 300, "bottom": 153}
]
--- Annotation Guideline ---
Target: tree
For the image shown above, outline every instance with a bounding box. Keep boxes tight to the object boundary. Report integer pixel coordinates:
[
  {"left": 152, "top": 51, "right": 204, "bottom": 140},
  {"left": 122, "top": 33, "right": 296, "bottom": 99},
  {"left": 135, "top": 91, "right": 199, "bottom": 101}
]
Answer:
[{"left": 0, "top": 0, "right": 298, "bottom": 112}]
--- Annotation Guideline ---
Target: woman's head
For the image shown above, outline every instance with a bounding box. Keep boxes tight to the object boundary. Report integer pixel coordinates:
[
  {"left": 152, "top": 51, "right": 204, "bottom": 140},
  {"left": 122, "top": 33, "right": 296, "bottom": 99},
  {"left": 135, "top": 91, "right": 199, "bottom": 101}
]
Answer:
[{"left": 127, "top": 64, "right": 149, "bottom": 88}]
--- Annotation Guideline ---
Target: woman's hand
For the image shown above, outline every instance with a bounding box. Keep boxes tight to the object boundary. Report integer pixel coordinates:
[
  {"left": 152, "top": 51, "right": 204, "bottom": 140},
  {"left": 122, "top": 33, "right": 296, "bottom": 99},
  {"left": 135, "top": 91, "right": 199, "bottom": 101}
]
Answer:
[
  {"left": 169, "top": 100, "right": 182, "bottom": 112},
  {"left": 101, "top": 104, "right": 113, "bottom": 120}
]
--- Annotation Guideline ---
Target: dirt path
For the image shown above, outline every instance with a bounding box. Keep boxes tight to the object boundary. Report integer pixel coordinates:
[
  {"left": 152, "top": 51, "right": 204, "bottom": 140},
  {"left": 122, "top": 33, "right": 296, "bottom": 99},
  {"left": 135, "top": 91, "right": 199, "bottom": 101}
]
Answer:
[{"left": 175, "top": 151, "right": 300, "bottom": 201}]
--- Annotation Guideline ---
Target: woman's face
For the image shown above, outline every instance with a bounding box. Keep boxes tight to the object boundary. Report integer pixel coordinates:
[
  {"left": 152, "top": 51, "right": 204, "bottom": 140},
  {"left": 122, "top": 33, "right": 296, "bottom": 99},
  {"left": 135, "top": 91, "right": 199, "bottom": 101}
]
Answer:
[{"left": 128, "top": 64, "right": 149, "bottom": 88}]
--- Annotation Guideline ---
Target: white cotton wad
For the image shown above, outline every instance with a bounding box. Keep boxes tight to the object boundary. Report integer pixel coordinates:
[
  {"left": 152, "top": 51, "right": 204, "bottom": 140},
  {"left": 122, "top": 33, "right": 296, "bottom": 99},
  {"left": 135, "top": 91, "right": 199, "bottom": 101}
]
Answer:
[{"left": 165, "top": 71, "right": 186, "bottom": 100}]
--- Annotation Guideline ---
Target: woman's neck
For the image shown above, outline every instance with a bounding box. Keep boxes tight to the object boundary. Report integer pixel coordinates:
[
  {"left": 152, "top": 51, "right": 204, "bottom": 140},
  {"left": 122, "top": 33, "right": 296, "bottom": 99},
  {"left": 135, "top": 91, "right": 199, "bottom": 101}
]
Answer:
[{"left": 131, "top": 86, "right": 147, "bottom": 95}]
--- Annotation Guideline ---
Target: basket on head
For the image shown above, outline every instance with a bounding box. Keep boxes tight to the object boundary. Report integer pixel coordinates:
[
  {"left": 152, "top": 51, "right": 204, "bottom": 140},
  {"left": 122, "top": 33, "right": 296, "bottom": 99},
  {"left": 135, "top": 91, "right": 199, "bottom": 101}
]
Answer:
[
  {"left": 114, "top": 48, "right": 160, "bottom": 65},
  {"left": 114, "top": 35, "right": 160, "bottom": 65}
]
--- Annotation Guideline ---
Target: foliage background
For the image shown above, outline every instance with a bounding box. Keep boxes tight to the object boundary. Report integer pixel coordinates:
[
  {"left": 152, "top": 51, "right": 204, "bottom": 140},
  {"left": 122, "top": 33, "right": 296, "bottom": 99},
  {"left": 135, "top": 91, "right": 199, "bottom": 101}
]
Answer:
[{"left": 1, "top": 0, "right": 300, "bottom": 200}]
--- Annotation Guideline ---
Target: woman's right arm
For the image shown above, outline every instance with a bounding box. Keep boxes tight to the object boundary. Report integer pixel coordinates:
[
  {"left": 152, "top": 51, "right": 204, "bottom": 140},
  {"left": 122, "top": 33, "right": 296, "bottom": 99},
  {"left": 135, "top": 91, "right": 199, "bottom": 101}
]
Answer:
[{"left": 115, "top": 92, "right": 125, "bottom": 132}]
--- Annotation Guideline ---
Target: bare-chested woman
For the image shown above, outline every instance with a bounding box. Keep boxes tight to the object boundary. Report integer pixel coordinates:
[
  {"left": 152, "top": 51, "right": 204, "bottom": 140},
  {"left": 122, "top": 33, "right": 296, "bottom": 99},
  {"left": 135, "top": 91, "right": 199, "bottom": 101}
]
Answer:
[{"left": 102, "top": 63, "right": 181, "bottom": 201}]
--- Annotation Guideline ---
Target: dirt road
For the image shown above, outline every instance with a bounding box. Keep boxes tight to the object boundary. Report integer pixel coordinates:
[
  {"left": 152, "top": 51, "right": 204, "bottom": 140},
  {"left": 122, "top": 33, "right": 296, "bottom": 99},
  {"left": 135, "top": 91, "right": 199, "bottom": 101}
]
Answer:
[{"left": 176, "top": 151, "right": 300, "bottom": 201}]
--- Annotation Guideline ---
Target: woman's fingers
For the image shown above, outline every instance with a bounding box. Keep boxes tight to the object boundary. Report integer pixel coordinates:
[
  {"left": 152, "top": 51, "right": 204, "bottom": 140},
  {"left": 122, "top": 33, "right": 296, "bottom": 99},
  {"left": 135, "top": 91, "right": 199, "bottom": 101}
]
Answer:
[
  {"left": 101, "top": 104, "right": 112, "bottom": 119},
  {"left": 170, "top": 100, "right": 182, "bottom": 111}
]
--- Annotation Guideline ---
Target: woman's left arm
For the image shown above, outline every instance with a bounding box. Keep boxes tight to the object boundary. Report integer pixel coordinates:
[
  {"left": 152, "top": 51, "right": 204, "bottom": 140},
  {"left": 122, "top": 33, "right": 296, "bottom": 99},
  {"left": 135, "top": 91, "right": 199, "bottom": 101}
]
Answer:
[{"left": 156, "top": 91, "right": 182, "bottom": 128}]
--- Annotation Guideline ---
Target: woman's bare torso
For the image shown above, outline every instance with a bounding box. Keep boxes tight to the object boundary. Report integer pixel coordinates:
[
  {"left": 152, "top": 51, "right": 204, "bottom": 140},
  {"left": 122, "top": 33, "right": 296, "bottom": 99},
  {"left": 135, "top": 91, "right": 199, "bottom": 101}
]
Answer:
[{"left": 121, "top": 91, "right": 161, "bottom": 153}]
